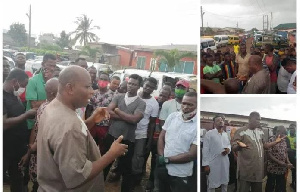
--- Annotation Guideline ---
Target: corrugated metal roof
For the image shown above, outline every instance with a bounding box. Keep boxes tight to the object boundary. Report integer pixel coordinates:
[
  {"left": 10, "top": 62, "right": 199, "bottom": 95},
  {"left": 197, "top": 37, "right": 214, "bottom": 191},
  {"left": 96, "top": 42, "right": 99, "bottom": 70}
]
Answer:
[{"left": 274, "top": 23, "right": 296, "bottom": 30}]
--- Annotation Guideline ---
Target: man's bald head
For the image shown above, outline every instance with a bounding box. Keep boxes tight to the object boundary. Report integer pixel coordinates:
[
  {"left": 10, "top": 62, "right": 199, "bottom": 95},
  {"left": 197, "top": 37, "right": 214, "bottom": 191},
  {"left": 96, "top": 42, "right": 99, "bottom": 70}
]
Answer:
[
  {"left": 57, "top": 66, "right": 94, "bottom": 109},
  {"left": 45, "top": 78, "right": 59, "bottom": 101},
  {"left": 224, "top": 78, "right": 240, "bottom": 94},
  {"left": 58, "top": 66, "right": 90, "bottom": 90},
  {"left": 46, "top": 78, "right": 59, "bottom": 92},
  {"left": 249, "top": 55, "right": 263, "bottom": 74}
]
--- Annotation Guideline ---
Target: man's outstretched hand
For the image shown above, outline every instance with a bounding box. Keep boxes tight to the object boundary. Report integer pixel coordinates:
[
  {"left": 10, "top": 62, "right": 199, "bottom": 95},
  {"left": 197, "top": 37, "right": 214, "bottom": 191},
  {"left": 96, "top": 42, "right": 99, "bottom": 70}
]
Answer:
[
  {"left": 237, "top": 141, "right": 249, "bottom": 149},
  {"left": 109, "top": 135, "right": 128, "bottom": 158},
  {"left": 92, "top": 107, "right": 110, "bottom": 123}
]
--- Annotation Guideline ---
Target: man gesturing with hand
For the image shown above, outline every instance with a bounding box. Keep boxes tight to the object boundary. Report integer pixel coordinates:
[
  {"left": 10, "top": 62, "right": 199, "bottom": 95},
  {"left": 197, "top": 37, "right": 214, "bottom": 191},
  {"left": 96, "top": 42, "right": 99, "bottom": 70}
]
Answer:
[
  {"left": 37, "top": 66, "right": 128, "bottom": 192},
  {"left": 233, "top": 111, "right": 286, "bottom": 192}
]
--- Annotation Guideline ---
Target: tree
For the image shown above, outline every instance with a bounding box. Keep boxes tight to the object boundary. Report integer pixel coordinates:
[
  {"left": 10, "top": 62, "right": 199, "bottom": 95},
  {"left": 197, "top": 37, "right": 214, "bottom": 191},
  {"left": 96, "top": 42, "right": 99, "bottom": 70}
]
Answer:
[
  {"left": 154, "top": 49, "right": 196, "bottom": 72},
  {"left": 7, "top": 23, "right": 27, "bottom": 47},
  {"left": 56, "top": 30, "right": 72, "bottom": 49},
  {"left": 80, "top": 46, "right": 101, "bottom": 62},
  {"left": 72, "top": 15, "right": 100, "bottom": 46}
]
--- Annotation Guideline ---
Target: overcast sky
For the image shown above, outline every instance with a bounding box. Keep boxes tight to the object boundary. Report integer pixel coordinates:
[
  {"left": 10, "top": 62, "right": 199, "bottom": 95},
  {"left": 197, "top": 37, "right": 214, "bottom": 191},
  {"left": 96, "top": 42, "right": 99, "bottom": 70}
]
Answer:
[
  {"left": 200, "top": 0, "right": 296, "bottom": 31},
  {"left": 201, "top": 97, "right": 297, "bottom": 121},
  {"left": 2, "top": 0, "right": 198, "bottom": 45}
]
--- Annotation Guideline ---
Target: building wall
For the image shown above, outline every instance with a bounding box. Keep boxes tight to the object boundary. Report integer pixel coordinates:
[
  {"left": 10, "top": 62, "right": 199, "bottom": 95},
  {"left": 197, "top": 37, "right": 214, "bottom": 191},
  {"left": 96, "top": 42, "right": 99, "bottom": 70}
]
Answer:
[
  {"left": 118, "top": 48, "right": 197, "bottom": 74},
  {"left": 132, "top": 51, "right": 153, "bottom": 69},
  {"left": 181, "top": 57, "right": 197, "bottom": 75},
  {"left": 118, "top": 49, "right": 133, "bottom": 67},
  {"left": 201, "top": 112, "right": 295, "bottom": 129},
  {"left": 102, "top": 44, "right": 118, "bottom": 55}
]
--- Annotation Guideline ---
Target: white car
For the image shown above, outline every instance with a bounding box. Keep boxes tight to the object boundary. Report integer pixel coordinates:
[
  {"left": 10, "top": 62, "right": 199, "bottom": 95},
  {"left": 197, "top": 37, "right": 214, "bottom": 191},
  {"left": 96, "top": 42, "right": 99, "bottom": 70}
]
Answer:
[
  {"left": 111, "top": 69, "right": 197, "bottom": 97},
  {"left": 4, "top": 56, "right": 15, "bottom": 69}
]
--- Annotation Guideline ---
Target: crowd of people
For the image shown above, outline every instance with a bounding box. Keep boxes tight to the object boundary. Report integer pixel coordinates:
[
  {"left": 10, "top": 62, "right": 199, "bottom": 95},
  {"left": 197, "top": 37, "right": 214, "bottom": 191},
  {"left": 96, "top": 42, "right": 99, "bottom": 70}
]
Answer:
[
  {"left": 3, "top": 53, "right": 197, "bottom": 192},
  {"left": 201, "top": 112, "right": 297, "bottom": 192},
  {"left": 200, "top": 43, "right": 297, "bottom": 94}
]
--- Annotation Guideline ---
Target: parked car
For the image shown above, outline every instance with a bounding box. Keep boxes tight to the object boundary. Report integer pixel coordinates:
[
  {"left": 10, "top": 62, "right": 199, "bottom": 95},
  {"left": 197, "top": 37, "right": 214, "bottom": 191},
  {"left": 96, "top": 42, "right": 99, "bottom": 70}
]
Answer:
[
  {"left": 14, "top": 52, "right": 36, "bottom": 60},
  {"left": 214, "top": 35, "right": 229, "bottom": 48},
  {"left": 111, "top": 69, "right": 197, "bottom": 97},
  {"left": 200, "top": 38, "right": 217, "bottom": 52},
  {"left": 4, "top": 56, "right": 15, "bottom": 69},
  {"left": 92, "top": 63, "right": 113, "bottom": 77}
]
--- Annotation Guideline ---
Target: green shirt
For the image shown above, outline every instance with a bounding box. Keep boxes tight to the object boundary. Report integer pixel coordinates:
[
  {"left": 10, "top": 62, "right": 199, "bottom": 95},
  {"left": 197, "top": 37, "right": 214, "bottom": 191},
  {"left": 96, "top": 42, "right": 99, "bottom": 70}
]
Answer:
[
  {"left": 287, "top": 135, "right": 296, "bottom": 150},
  {"left": 26, "top": 72, "right": 46, "bottom": 129},
  {"left": 203, "top": 64, "right": 221, "bottom": 83}
]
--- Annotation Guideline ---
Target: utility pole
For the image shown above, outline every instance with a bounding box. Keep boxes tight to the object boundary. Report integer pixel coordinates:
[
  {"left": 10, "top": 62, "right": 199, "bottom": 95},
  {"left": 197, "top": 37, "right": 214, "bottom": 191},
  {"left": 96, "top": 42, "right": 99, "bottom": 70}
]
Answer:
[
  {"left": 26, "top": 4, "right": 31, "bottom": 49},
  {"left": 263, "top": 15, "right": 268, "bottom": 32},
  {"left": 270, "top": 12, "right": 273, "bottom": 30},
  {"left": 201, "top": 6, "right": 205, "bottom": 35}
]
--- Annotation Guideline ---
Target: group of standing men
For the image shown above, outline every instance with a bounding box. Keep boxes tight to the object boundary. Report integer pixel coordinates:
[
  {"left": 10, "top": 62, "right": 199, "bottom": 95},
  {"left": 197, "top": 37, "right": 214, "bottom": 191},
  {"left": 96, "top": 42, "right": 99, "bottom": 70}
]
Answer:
[
  {"left": 202, "top": 112, "right": 296, "bottom": 192},
  {"left": 201, "top": 43, "right": 297, "bottom": 94},
  {"left": 3, "top": 53, "right": 197, "bottom": 192}
]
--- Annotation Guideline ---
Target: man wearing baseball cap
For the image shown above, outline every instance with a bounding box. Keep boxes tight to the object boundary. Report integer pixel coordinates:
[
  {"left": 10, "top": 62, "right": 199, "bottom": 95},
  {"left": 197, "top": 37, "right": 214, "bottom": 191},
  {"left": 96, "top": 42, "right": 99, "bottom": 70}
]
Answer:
[{"left": 159, "top": 79, "right": 190, "bottom": 128}]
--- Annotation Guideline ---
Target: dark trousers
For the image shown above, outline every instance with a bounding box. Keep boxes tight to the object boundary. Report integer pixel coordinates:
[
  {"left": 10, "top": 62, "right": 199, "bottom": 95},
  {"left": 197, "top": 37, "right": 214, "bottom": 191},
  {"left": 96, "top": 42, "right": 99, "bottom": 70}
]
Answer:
[
  {"left": 3, "top": 156, "right": 24, "bottom": 192},
  {"left": 156, "top": 164, "right": 191, "bottom": 192},
  {"left": 265, "top": 172, "right": 286, "bottom": 192},
  {"left": 288, "top": 150, "right": 296, "bottom": 186},
  {"left": 228, "top": 152, "right": 237, "bottom": 191},
  {"left": 103, "top": 134, "right": 135, "bottom": 192}
]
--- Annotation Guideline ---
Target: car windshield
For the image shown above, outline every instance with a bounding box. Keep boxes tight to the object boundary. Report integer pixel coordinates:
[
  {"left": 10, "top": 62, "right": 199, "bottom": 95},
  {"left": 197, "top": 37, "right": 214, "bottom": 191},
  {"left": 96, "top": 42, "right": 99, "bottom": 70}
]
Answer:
[
  {"left": 201, "top": 42, "right": 208, "bottom": 48},
  {"left": 208, "top": 41, "right": 215, "bottom": 46}
]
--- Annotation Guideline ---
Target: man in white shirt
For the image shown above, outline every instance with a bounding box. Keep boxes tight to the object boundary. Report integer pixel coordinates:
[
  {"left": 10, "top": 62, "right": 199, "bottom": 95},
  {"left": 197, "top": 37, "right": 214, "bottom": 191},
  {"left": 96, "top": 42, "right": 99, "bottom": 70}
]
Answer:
[
  {"left": 284, "top": 57, "right": 297, "bottom": 94},
  {"left": 277, "top": 58, "right": 292, "bottom": 93},
  {"left": 157, "top": 92, "right": 197, "bottom": 192},
  {"left": 132, "top": 77, "right": 159, "bottom": 186},
  {"left": 202, "top": 115, "right": 231, "bottom": 192}
]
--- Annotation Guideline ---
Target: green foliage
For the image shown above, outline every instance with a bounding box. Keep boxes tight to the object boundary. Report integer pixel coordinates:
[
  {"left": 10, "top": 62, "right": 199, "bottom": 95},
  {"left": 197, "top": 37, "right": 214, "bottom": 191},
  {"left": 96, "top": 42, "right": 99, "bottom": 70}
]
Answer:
[
  {"left": 56, "top": 30, "right": 72, "bottom": 49},
  {"left": 154, "top": 49, "right": 196, "bottom": 70},
  {"left": 20, "top": 47, "right": 68, "bottom": 56},
  {"left": 8, "top": 23, "right": 27, "bottom": 47},
  {"left": 38, "top": 43, "right": 62, "bottom": 51},
  {"left": 72, "top": 14, "right": 100, "bottom": 46}
]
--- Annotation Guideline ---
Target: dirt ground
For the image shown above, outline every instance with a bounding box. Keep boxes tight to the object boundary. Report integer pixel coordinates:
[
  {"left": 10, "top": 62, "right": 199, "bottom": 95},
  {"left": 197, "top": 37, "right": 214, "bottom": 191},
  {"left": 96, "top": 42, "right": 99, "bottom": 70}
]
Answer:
[
  {"left": 3, "top": 157, "right": 152, "bottom": 192},
  {"left": 213, "top": 170, "right": 295, "bottom": 192}
]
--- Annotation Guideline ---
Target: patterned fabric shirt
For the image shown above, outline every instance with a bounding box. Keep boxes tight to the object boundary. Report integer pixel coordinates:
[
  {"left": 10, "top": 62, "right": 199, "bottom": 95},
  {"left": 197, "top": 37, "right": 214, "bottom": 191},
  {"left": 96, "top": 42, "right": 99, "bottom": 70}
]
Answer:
[
  {"left": 89, "top": 89, "right": 115, "bottom": 126},
  {"left": 29, "top": 101, "right": 49, "bottom": 182},
  {"left": 267, "top": 136, "right": 288, "bottom": 175}
]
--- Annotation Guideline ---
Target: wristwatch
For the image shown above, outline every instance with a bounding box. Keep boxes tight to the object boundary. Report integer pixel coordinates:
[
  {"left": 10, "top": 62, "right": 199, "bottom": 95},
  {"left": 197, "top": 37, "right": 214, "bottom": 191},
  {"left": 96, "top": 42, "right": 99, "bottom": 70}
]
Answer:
[{"left": 164, "top": 157, "right": 170, "bottom": 164}]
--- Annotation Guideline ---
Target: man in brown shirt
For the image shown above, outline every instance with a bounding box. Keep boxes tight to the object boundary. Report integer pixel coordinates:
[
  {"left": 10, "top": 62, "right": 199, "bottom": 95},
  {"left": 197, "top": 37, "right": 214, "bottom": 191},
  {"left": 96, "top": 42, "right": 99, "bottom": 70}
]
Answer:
[
  {"left": 36, "top": 66, "right": 128, "bottom": 192},
  {"left": 242, "top": 55, "right": 271, "bottom": 94},
  {"left": 232, "top": 111, "right": 286, "bottom": 192}
]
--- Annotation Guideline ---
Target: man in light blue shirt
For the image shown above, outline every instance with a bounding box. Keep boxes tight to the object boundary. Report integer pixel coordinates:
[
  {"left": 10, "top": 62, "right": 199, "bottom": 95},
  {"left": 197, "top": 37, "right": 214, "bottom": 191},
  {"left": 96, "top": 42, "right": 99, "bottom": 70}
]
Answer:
[{"left": 157, "top": 92, "right": 197, "bottom": 192}]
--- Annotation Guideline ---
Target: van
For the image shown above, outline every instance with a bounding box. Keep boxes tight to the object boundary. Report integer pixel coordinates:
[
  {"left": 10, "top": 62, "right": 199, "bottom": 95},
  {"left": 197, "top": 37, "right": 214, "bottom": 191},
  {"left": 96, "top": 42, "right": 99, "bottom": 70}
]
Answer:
[
  {"left": 214, "top": 35, "right": 229, "bottom": 48},
  {"left": 200, "top": 38, "right": 217, "bottom": 52},
  {"left": 228, "top": 35, "right": 240, "bottom": 45}
]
